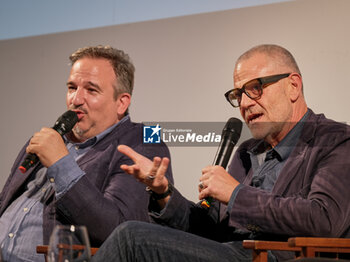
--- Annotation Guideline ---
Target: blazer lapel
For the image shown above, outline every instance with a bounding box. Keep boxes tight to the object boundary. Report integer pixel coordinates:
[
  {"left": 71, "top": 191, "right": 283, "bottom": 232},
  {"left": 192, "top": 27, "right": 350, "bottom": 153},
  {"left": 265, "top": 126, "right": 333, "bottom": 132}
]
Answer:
[
  {"left": 0, "top": 163, "right": 41, "bottom": 214},
  {"left": 272, "top": 141, "right": 309, "bottom": 195},
  {"left": 272, "top": 110, "right": 318, "bottom": 195}
]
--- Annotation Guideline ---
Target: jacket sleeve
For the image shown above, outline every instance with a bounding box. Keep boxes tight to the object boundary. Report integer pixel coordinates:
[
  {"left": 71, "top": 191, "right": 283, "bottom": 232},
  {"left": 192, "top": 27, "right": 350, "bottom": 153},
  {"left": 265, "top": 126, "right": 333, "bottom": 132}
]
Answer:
[
  {"left": 54, "top": 140, "right": 173, "bottom": 247},
  {"left": 228, "top": 133, "right": 350, "bottom": 238},
  {"left": 148, "top": 186, "right": 240, "bottom": 242},
  {"left": 0, "top": 141, "right": 30, "bottom": 215}
]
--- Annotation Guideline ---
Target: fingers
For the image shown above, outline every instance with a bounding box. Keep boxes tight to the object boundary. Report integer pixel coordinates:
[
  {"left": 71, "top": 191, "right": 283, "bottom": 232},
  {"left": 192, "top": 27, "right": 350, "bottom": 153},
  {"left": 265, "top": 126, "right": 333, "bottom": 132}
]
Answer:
[
  {"left": 198, "top": 182, "right": 210, "bottom": 200},
  {"left": 198, "top": 181, "right": 205, "bottom": 197},
  {"left": 200, "top": 166, "right": 213, "bottom": 185},
  {"left": 26, "top": 127, "right": 67, "bottom": 167},
  {"left": 201, "top": 165, "right": 211, "bottom": 174},
  {"left": 146, "top": 157, "right": 169, "bottom": 182},
  {"left": 198, "top": 165, "right": 220, "bottom": 198},
  {"left": 118, "top": 144, "right": 170, "bottom": 187},
  {"left": 148, "top": 157, "right": 170, "bottom": 194},
  {"left": 157, "top": 157, "right": 170, "bottom": 177},
  {"left": 27, "top": 127, "right": 59, "bottom": 150},
  {"left": 148, "top": 157, "right": 162, "bottom": 177},
  {"left": 198, "top": 181, "right": 205, "bottom": 190},
  {"left": 120, "top": 164, "right": 140, "bottom": 175},
  {"left": 199, "top": 165, "right": 240, "bottom": 203},
  {"left": 118, "top": 145, "right": 144, "bottom": 162},
  {"left": 158, "top": 157, "right": 170, "bottom": 173}
]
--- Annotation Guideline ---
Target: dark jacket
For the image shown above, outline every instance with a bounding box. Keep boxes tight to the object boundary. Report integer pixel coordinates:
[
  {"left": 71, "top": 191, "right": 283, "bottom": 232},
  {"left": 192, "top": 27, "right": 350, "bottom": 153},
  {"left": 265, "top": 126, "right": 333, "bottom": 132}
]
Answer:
[
  {"left": 150, "top": 110, "right": 350, "bottom": 260},
  {"left": 228, "top": 110, "right": 350, "bottom": 239},
  {"left": 0, "top": 118, "right": 173, "bottom": 247}
]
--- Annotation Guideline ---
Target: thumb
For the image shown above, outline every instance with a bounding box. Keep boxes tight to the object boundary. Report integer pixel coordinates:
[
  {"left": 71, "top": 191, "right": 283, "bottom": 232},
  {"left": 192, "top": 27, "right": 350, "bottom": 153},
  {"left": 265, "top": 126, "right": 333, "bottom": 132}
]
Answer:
[{"left": 118, "top": 145, "right": 143, "bottom": 163}]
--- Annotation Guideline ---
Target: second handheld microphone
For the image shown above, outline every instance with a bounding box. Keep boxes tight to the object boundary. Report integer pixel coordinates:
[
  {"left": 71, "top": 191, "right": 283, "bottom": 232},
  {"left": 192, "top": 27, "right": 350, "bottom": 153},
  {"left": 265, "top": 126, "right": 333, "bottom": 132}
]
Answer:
[{"left": 200, "top": 117, "right": 243, "bottom": 208}]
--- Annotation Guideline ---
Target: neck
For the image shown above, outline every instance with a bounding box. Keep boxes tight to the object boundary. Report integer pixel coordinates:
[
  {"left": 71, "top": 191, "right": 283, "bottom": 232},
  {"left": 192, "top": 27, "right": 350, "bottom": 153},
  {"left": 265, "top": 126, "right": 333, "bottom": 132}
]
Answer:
[
  {"left": 66, "top": 131, "right": 88, "bottom": 143},
  {"left": 267, "top": 104, "right": 308, "bottom": 148}
]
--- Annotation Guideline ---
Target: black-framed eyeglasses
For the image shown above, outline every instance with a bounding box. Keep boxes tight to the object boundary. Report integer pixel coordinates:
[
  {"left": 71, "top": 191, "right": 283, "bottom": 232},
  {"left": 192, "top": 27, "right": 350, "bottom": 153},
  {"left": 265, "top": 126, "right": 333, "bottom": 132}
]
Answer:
[{"left": 224, "top": 73, "right": 291, "bottom": 108}]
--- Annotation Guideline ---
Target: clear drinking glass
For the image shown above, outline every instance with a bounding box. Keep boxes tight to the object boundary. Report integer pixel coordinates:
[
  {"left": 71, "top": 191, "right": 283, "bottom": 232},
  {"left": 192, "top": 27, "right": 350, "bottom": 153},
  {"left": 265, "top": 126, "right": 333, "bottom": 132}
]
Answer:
[{"left": 48, "top": 225, "right": 91, "bottom": 262}]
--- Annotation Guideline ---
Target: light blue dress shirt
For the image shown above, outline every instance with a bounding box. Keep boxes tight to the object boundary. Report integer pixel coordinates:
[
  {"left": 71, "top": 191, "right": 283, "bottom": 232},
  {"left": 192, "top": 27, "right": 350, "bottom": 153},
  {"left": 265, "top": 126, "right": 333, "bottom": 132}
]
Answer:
[{"left": 0, "top": 116, "right": 129, "bottom": 262}]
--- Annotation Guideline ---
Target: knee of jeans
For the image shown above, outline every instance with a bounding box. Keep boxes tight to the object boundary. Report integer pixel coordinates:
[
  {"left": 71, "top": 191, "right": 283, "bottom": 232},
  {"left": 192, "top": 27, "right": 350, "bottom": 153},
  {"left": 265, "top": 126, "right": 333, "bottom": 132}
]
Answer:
[
  {"left": 116, "top": 221, "right": 146, "bottom": 238},
  {"left": 118, "top": 220, "right": 145, "bottom": 230},
  {"left": 111, "top": 221, "right": 147, "bottom": 249}
]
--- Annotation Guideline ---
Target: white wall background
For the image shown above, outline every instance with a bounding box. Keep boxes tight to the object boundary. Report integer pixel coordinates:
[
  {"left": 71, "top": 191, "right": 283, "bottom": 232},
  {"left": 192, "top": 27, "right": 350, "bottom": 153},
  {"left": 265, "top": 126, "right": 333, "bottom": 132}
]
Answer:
[
  {"left": 0, "top": 0, "right": 291, "bottom": 40},
  {"left": 1, "top": 0, "right": 349, "bottom": 202}
]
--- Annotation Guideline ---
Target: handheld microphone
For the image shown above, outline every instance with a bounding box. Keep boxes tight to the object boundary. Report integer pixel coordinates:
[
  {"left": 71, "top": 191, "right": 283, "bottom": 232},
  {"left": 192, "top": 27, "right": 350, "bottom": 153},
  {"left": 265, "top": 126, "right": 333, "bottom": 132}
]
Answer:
[
  {"left": 19, "top": 110, "right": 78, "bottom": 173},
  {"left": 200, "top": 117, "right": 243, "bottom": 208}
]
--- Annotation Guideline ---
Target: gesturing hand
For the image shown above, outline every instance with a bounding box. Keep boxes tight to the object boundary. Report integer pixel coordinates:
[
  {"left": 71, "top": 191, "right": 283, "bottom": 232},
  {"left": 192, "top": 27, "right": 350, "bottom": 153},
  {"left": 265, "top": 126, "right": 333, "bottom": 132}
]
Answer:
[{"left": 118, "top": 145, "right": 170, "bottom": 195}]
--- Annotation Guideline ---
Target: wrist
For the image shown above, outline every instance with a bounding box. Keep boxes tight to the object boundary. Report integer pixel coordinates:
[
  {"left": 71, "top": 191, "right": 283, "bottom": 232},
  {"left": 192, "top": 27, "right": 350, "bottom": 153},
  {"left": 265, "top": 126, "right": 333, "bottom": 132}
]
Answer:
[{"left": 146, "top": 183, "right": 174, "bottom": 200}]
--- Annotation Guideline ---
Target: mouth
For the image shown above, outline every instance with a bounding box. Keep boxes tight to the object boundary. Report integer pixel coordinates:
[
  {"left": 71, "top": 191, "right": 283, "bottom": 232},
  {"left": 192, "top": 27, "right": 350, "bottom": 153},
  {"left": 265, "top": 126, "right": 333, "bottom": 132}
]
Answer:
[
  {"left": 71, "top": 109, "right": 86, "bottom": 120},
  {"left": 246, "top": 113, "right": 263, "bottom": 124}
]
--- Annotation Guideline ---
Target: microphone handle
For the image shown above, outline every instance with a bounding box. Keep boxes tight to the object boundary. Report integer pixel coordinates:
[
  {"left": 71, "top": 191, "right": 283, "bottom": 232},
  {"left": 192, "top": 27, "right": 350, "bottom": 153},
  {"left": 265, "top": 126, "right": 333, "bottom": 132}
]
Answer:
[
  {"left": 200, "top": 135, "right": 236, "bottom": 208},
  {"left": 18, "top": 153, "right": 39, "bottom": 173},
  {"left": 18, "top": 110, "right": 78, "bottom": 173}
]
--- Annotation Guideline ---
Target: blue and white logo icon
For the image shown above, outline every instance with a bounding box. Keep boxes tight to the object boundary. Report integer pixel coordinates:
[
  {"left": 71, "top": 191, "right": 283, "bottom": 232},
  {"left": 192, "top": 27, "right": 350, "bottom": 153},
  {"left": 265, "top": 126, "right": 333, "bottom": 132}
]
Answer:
[{"left": 143, "top": 124, "right": 161, "bottom": 144}]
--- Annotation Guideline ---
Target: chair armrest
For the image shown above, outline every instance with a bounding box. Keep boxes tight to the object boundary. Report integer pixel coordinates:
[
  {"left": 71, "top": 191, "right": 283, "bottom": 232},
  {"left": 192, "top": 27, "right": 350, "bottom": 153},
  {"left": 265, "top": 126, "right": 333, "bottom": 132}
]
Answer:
[
  {"left": 243, "top": 237, "right": 350, "bottom": 262},
  {"left": 288, "top": 237, "right": 350, "bottom": 258},
  {"left": 288, "top": 237, "right": 350, "bottom": 248},
  {"left": 243, "top": 240, "right": 301, "bottom": 262},
  {"left": 243, "top": 240, "right": 300, "bottom": 251},
  {"left": 36, "top": 245, "right": 99, "bottom": 255}
]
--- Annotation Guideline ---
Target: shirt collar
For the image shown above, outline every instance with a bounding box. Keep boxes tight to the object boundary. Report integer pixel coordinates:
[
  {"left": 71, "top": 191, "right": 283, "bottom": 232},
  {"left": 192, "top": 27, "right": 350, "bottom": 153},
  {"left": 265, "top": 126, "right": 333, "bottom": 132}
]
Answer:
[
  {"left": 64, "top": 114, "right": 130, "bottom": 148},
  {"left": 249, "top": 109, "right": 310, "bottom": 161}
]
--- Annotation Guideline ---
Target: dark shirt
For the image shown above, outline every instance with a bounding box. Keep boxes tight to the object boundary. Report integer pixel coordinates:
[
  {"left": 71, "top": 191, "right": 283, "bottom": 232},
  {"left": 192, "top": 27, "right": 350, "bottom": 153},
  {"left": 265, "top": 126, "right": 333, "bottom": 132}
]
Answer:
[
  {"left": 228, "top": 110, "right": 310, "bottom": 213},
  {"left": 249, "top": 110, "right": 310, "bottom": 191}
]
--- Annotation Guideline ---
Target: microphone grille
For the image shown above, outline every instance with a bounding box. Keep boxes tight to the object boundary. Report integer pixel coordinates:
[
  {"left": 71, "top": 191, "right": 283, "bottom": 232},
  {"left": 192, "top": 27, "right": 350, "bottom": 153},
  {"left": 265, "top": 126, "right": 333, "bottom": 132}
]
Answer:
[
  {"left": 54, "top": 110, "right": 78, "bottom": 135},
  {"left": 223, "top": 117, "right": 243, "bottom": 137}
]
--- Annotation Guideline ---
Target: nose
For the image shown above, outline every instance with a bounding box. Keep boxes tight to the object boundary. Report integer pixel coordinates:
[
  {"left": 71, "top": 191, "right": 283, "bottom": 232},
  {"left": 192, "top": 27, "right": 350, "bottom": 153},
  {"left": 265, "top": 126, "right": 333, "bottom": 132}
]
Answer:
[
  {"left": 70, "top": 87, "right": 85, "bottom": 107},
  {"left": 239, "top": 92, "right": 256, "bottom": 109}
]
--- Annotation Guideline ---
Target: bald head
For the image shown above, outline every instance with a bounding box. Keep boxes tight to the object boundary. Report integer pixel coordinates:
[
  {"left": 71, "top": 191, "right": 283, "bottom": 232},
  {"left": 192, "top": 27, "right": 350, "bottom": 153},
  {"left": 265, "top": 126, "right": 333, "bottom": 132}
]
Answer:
[
  {"left": 234, "top": 44, "right": 303, "bottom": 93},
  {"left": 236, "top": 44, "right": 301, "bottom": 75}
]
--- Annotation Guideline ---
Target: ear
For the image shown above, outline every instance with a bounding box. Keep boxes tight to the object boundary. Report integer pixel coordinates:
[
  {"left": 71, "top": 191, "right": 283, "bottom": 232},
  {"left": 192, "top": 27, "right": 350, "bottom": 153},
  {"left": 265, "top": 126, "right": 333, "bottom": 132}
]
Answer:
[
  {"left": 288, "top": 73, "right": 303, "bottom": 102},
  {"left": 116, "top": 93, "right": 131, "bottom": 117}
]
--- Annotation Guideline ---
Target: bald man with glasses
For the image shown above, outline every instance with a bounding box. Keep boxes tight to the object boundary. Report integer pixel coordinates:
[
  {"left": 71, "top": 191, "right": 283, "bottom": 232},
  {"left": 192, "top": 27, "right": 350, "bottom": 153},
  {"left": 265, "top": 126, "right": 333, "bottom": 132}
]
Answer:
[{"left": 92, "top": 44, "right": 350, "bottom": 262}]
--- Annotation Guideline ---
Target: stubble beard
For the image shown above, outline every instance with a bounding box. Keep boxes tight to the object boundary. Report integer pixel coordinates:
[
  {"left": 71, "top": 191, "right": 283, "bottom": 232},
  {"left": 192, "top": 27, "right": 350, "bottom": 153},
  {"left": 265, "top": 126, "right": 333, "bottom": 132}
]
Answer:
[
  {"left": 72, "top": 125, "right": 87, "bottom": 138},
  {"left": 249, "top": 121, "right": 284, "bottom": 143}
]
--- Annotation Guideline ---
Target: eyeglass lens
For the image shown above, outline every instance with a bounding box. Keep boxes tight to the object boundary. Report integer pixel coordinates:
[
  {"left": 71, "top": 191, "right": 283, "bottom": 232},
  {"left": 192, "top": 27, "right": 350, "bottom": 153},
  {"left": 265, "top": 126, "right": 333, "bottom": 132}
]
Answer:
[{"left": 228, "top": 79, "right": 262, "bottom": 106}]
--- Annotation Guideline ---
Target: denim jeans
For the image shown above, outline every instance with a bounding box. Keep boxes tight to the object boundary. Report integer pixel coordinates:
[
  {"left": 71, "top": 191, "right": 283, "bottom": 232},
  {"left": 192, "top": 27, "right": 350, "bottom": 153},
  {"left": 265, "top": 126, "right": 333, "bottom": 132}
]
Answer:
[{"left": 92, "top": 221, "right": 277, "bottom": 262}]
